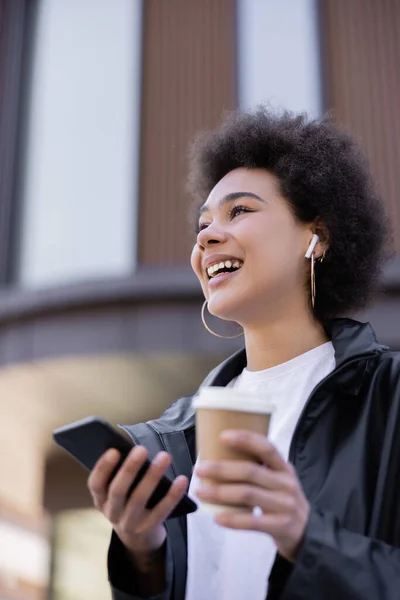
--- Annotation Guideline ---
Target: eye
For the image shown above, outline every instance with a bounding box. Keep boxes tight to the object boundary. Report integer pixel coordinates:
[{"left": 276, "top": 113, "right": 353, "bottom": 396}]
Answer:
[
  {"left": 196, "top": 221, "right": 209, "bottom": 234},
  {"left": 228, "top": 205, "right": 251, "bottom": 220},
  {"left": 196, "top": 205, "right": 252, "bottom": 233}
]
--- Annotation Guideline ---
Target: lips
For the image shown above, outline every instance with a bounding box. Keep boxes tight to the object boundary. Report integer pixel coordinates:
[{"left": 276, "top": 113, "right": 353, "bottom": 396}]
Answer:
[{"left": 208, "top": 268, "right": 241, "bottom": 288}]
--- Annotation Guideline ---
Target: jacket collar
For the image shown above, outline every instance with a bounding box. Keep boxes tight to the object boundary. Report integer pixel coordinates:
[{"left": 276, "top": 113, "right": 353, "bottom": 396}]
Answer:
[
  {"left": 204, "top": 318, "right": 386, "bottom": 395},
  {"left": 151, "top": 319, "right": 387, "bottom": 437},
  {"left": 324, "top": 318, "right": 386, "bottom": 368}
]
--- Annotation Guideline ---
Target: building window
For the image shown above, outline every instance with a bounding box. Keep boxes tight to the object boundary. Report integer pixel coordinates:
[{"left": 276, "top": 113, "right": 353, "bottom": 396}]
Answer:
[
  {"left": 17, "top": 0, "right": 142, "bottom": 288},
  {"left": 237, "top": 0, "right": 322, "bottom": 117}
]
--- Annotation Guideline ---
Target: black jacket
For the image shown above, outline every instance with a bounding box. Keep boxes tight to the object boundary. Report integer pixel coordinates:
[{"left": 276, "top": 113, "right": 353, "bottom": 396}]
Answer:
[{"left": 108, "top": 318, "right": 400, "bottom": 599}]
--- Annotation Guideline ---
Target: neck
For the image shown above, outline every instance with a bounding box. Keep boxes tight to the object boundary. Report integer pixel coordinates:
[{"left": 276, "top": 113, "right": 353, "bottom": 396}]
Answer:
[{"left": 242, "top": 308, "right": 329, "bottom": 372}]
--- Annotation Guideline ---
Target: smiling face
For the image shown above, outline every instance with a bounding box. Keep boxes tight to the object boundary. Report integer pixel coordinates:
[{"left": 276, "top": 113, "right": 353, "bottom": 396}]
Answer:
[{"left": 191, "top": 167, "right": 317, "bottom": 326}]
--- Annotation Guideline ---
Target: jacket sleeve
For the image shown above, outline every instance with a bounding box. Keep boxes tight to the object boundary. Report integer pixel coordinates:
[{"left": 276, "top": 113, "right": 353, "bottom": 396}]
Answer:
[
  {"left": 108, "top": 531, "right": 174, "bottom": 600},
  {"left": 281, "top": 507, "right": 400, "bottom": 600}
]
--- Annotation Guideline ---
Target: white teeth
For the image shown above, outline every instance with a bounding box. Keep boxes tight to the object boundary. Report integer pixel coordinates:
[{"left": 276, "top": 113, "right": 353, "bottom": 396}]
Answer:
[{"left": 206, "top": 259, "right": 243, "bottom": 278}]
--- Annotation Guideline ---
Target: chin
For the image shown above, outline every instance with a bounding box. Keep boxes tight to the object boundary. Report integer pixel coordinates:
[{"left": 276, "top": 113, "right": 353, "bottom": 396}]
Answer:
[{"left": 207, "top": 295, "right": 244, "bottom": 324}]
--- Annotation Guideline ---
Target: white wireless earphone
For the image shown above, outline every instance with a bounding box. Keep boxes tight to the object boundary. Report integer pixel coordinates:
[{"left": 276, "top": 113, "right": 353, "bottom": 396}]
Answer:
[{"left": 305, "top": 234, "right": 319, "bottom": 259}]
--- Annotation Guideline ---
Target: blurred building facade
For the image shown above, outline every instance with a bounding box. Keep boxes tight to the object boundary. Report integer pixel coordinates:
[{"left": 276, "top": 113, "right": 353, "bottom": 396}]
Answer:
[{"left": 0, "top": 1, "right": 399, "bottom": 599}]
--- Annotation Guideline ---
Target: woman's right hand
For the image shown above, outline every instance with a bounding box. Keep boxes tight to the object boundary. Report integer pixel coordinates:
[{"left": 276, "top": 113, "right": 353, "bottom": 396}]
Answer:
[{"left": 88, "top": 445, "right": 189, "bottom": 564}]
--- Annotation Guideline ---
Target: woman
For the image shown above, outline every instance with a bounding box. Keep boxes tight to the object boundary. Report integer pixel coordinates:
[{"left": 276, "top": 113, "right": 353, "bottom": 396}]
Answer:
[{"left": 88, "top": 108, "right": 400, "bottom": 600}]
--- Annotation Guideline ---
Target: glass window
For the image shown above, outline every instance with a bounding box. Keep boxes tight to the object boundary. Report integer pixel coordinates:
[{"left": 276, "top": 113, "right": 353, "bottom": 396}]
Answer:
[
  {"left": 17, "top": 0, "right": 142, "bottom": 287},
  {"left": 237, "top": 0, "right": 322, "bottom": 117}
]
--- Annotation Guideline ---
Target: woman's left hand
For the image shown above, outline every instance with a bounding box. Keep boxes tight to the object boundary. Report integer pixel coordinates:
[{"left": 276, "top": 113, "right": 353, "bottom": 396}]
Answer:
[{"left": 195, "top": 430, "right": 310, "bottom": 562}]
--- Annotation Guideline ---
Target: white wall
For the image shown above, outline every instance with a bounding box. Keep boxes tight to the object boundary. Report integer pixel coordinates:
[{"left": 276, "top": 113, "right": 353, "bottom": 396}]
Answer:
[
  {"left": 237, "top": 0, "right": 322, "bottom": 117},
  {"left": 0, "top": 520, "right": 49, "bottom": 591},
  {"left": 18, "top": 0, "right": 142, "bottom": 287}
]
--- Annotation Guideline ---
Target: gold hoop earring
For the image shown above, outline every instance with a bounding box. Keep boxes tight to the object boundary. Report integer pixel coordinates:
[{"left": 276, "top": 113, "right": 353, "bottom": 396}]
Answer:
[
  {"left": 201, "top": 301, "right": 244, "bottom": 339},
  {"left": 310, "top": 249, "right": 326, "bottom": 308},
  {"left": 311, "top": 253, "right": 316, "bottom": 308}
]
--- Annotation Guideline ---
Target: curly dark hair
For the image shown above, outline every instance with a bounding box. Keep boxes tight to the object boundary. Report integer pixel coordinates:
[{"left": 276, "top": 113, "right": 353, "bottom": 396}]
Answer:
[{"left": 187, "top": 107, "right": 391, "bottom": 322}]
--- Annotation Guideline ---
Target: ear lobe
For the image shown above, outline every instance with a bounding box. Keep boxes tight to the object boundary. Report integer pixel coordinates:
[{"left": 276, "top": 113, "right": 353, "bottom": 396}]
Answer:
[{"left": 312, "top": 219, "right": 330, "bottom": 259}]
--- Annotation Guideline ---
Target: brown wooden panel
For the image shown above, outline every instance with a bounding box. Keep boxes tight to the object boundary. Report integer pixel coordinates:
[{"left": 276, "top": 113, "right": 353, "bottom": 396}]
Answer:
[
  {"left": 44, "top": 453, "right": 93, "bottom": 513},
  {"left": 138, "top": 0, "right": 237, "bottom": 265},
  {"left": 320, "top": 0, "right": 400, "bottom": 251}
]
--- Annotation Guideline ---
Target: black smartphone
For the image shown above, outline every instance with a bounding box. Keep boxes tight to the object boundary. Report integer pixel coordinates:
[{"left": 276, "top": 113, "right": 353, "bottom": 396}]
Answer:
[{"left": 53, "top": 416, "right": 197, "bottom": 519}]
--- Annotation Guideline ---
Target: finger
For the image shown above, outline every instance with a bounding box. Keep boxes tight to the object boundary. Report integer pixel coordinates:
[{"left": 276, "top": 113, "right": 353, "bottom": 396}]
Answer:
[
  {"left": 196, "top": 483, "right": 290, "bottom": 513},
  {"left": 109, "top": 446, "right": 148, "bottom": 494},
  {"left": 195, "top": 459, "right": 291, "bottom": 491},
  {"left": 215, "top": 510, "right": 289, "bottom": 536},
  {"left": 220, "top": 430, "right": 289, "bottom": 472},
  {"left": 106, "top": 446, "right": 150, "bottom": 523},
  {"left": 120, "top": 452, "right": 173, "bottom": 524},
  {"left": 88, "top": 449, "right": 121, "bottom": 509},
  {"left": 134, "top": 476, "right": 189, "bottom": 533}
]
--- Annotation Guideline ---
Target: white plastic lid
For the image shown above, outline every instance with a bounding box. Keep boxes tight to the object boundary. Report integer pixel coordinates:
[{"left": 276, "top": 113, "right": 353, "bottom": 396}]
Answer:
[{"left": 192, "top": 386, "right": 275, "bottom": 415}]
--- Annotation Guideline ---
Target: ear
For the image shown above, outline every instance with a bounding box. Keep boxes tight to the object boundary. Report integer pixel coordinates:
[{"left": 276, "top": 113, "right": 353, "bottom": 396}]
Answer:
[{"left": 311, "top": 218, "right": 329, "bottom": 260}]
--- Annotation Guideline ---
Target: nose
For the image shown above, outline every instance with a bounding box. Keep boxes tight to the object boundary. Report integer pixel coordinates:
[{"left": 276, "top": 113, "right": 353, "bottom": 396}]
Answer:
[{"left": 197, "top": 223, "right": 228, "bottom": 251}]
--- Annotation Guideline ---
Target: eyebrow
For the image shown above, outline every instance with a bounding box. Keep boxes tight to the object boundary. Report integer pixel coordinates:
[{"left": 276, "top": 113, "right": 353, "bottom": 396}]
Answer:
[{"left": 199, "top": 192, "right": 265, "bottom": 216}]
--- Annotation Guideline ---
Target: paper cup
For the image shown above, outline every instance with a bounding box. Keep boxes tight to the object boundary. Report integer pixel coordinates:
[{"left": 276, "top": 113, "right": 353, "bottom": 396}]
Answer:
[{"left": 193, "top": 386, "right": 275, "bottom": 514}]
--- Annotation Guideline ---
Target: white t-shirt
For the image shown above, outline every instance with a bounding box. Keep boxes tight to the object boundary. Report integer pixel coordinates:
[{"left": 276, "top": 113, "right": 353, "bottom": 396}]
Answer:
[{"left": 185, "top": 342, "right": 336, "bottom": 600}]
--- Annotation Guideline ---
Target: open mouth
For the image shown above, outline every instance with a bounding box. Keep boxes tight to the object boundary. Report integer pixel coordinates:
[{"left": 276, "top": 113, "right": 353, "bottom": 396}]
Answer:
[{"left": 207, "top": 260, "right": 244, "bottom": 280}]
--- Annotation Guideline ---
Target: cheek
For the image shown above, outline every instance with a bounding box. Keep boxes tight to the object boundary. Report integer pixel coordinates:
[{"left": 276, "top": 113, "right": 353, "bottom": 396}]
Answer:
[
  {"left": 246, "top": 219, "right": 303, "bottom": 276},
  {"left": 245, "top": 221, "right": 281, "bottom": 260},
  {"left": 190, "top": 246, "right": 202, "bottom": 278},
  {"left": 191, "top": 246, "right": 210, "bottom": 299}
]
